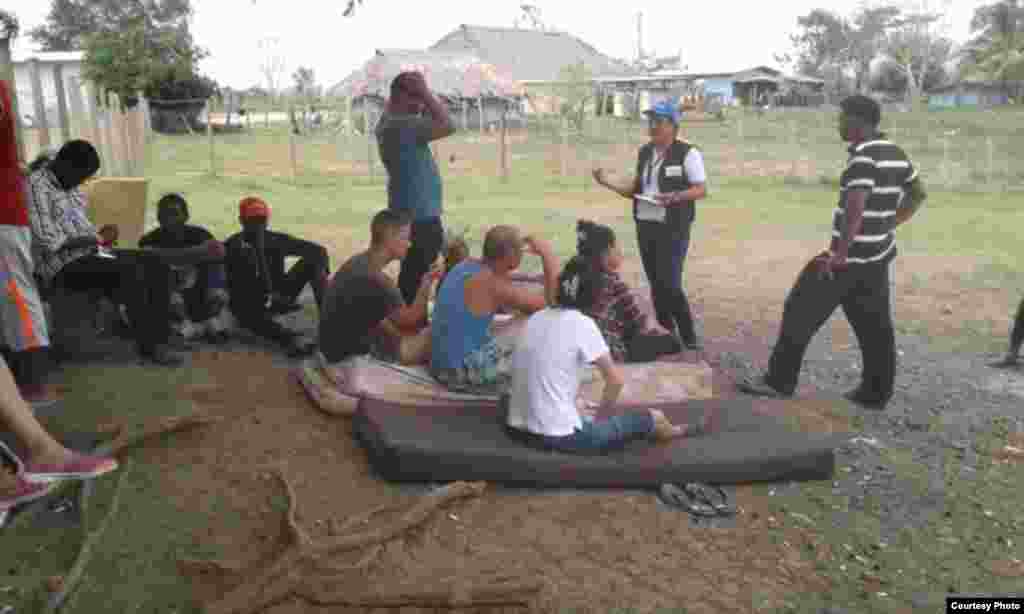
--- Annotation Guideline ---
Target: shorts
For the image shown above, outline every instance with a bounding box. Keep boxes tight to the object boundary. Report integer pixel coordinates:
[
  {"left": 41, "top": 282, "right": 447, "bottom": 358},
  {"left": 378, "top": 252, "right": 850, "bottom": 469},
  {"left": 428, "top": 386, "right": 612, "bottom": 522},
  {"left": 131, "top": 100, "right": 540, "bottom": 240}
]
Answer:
[
  {"left": 0, "top": 226, "right": 49, "bottom": 351},
  {"left": 432, "top": 337, "right": 514, "bottom": 396}
]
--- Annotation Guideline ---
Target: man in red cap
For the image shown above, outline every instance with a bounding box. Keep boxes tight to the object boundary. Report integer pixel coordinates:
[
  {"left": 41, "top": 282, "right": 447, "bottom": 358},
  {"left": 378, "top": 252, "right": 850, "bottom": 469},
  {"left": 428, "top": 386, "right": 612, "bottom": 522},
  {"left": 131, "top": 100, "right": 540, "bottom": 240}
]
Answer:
[
  {"left": 0, "top": 80, "right": 57, "bottom": 403},
  {"left": 224, "top": 196, "right": 329, "bottom": 358}
]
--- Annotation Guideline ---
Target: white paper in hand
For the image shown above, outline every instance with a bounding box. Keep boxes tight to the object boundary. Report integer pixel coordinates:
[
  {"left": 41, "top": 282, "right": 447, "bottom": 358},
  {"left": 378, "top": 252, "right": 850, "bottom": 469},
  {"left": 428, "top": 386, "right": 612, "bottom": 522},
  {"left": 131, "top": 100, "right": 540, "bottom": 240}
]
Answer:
[{"left": 635, "top": 194, "right": 666, "bottom": 223}]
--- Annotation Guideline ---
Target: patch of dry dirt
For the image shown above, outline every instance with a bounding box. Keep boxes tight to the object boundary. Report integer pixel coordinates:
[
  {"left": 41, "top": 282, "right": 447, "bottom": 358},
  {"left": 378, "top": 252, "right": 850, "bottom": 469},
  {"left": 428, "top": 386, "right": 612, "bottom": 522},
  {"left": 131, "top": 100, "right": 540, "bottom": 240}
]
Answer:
[{"left": 161, "top": 346, "right": 848, "bottom": 614}]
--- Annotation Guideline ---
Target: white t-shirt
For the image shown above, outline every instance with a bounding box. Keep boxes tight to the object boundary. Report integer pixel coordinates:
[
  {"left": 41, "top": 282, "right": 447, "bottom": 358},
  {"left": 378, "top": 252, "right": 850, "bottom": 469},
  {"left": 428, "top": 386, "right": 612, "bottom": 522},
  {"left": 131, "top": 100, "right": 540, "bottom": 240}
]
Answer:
[{"left": 506, "top": 308, "right": 611, "bottom": 437}]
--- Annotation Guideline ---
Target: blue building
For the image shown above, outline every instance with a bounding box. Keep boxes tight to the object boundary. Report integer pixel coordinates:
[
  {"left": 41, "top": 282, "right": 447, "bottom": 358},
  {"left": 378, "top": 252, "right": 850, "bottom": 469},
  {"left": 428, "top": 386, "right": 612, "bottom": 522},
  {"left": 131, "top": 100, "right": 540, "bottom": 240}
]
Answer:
[{"left": 927, "top": 81, "right": 1013, "bottom": 109}]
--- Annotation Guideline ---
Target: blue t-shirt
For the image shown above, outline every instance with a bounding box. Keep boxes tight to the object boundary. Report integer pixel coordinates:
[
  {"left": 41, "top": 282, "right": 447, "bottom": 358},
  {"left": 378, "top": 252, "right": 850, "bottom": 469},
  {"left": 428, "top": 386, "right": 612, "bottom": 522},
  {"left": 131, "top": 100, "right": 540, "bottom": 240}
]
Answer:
[{"left": 375, "top": 112, "right": 442, "bottom": 221}]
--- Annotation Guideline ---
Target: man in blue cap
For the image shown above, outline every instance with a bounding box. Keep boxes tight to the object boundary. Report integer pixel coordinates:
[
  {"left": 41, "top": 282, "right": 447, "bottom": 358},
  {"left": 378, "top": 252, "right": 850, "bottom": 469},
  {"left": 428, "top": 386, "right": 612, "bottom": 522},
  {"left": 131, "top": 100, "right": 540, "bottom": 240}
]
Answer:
[{"left": 593, "top": 98, "right": 708, "bottom": 350}]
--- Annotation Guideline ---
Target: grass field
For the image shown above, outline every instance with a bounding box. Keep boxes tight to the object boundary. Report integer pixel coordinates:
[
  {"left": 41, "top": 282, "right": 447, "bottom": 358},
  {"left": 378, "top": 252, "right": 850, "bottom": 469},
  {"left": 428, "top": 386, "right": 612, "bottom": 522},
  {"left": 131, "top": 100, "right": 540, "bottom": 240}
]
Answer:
[{"left": 3, "top": 106, "right": 1023, "bottom": 613}]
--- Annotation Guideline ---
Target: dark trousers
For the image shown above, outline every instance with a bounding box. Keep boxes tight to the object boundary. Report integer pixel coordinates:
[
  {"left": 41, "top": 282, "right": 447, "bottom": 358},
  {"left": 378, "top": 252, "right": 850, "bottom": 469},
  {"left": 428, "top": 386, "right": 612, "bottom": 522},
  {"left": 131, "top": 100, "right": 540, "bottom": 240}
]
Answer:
[
  {"left": 232, "top": 257, "right": 325, "bottom": 348},
  {"left": 636, "top": 220, "right": 697, "bottom": 343},
  {"left": 626, "top": 332, "right": 683, "bottom": 363},
  {"left": 398, "top": 217, "right": 444, "bottom": 306},
  {"left": 275, "top": 255, "right": 328, "bottom": 308},
  {"left": 55, "top": 251, "right": 172, "bottom": 354},
  {"left": 1, "top": 346, "right": 48, "bottom": 389},
  {"left": 1010, "top": 296, "right": 1024, "bottom": 354},
  {"left": 766, "top": 257, "right": 895, "bottom": 402}
]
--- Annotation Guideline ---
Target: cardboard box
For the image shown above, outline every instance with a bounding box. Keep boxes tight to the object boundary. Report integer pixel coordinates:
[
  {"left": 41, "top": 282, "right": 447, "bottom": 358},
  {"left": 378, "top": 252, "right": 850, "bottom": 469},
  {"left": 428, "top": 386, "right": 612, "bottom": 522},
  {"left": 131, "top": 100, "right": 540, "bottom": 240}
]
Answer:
[{"left": 81, "top": 177, "right": 149, "bottom": 248}]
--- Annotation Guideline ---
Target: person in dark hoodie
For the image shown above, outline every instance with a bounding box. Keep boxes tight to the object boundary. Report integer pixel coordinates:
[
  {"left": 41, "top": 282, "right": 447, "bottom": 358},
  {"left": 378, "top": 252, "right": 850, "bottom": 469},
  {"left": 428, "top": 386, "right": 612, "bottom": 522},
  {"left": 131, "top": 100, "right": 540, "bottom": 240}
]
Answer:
[
  {"left": 571, "top": 219, "right": 682, "bottom": 363},
  {"left": 139, "top": 193, "right": 229, "bottom": 344}
]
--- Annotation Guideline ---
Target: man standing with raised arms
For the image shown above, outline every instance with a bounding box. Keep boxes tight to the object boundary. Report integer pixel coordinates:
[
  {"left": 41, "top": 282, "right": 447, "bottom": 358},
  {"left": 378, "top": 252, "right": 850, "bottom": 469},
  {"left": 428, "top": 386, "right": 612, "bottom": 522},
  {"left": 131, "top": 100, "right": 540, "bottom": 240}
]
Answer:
[{"left": 376, "top": 71, "right": 456, "bottom": 306}]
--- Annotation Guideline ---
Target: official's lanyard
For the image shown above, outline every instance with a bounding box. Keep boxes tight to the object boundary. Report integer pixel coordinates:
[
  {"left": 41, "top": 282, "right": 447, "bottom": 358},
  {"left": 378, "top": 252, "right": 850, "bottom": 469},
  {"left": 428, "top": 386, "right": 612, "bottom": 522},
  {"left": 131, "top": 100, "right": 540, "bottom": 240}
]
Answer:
[{"left": 645, "top": 150, "right": 665, "bottom": 191}]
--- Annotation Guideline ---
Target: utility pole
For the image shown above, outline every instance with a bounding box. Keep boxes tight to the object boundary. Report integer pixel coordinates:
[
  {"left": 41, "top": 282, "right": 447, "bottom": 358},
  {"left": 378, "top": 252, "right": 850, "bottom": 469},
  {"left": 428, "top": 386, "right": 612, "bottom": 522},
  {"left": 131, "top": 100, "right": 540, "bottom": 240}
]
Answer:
[{"left": 636, "top": 12, "right": 643, "bottom": 64}]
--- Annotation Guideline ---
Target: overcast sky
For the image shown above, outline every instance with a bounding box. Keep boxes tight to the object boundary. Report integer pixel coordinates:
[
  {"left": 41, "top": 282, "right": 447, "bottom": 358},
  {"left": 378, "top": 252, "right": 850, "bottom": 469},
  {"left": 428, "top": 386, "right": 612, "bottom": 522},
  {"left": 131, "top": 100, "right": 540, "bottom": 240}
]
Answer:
[{"left": 9, "top": 0, "right": 988, "bottom": 90}]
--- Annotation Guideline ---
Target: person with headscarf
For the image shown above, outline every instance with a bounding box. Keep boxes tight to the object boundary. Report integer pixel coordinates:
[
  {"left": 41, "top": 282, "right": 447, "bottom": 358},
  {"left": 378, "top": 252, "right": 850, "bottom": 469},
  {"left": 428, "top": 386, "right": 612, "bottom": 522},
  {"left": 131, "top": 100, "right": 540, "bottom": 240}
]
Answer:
[
  {"left": 504, "top": 259, "right": 707, "bottom": 455},
  {"left": 139, "top": 193, "right": 229, "bottom": 344},
  {"left": 26, "top": 140, "right": 184, "bottom": 366},
  {"left": 223, "top": 196, "right": 329, "bottom": 358},
  {"left": 572, "top": 219, "right": 682, "bottom": 363}
]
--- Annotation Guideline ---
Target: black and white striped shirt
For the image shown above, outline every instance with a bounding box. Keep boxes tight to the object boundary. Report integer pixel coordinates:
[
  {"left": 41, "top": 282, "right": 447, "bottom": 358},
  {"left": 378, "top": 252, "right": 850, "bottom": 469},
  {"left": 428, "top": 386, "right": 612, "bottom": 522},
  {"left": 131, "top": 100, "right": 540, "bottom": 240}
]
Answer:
[{"left": 832, "top": 136, "right": 917, "bottom": 264}]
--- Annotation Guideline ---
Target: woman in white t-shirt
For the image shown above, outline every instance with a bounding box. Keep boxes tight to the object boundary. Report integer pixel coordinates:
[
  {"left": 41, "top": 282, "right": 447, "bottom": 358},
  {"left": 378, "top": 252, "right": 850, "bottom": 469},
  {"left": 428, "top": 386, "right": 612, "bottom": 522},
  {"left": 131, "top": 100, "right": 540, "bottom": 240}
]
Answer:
[{"left": 505, "top": 259, "right": 708, "bottom": 454}]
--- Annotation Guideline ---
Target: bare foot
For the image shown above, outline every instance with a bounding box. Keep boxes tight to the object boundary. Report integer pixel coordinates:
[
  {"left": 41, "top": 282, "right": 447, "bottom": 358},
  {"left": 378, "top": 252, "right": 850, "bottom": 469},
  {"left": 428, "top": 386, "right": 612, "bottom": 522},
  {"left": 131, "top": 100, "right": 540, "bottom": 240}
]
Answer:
[
  {"left": 25, "top": 446, "right": 77, "bottom": 471},
  {"left": 651, "top": 410, "right": 686, "bottom": 441}
]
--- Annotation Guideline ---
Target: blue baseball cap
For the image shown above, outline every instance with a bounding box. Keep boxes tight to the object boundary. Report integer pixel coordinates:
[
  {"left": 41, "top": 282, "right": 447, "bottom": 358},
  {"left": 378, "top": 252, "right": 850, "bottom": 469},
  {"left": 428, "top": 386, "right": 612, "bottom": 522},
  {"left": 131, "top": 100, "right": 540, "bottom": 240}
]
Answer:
[{"left": 643, "top": 99, "right": 681, "bottom": 124}]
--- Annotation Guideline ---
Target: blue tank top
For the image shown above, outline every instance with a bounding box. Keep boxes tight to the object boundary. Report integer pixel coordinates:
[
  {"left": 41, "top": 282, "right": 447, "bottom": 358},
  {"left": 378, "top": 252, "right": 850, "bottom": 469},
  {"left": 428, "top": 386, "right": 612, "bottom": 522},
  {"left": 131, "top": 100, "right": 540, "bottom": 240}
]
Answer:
[{"left": 431, "top": 260, "right": 494, "bottom": 371}]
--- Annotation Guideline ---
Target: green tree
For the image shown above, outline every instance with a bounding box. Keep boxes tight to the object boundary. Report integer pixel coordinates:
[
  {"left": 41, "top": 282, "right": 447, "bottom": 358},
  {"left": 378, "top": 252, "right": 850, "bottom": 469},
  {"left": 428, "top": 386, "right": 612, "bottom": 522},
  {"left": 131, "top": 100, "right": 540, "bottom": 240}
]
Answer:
[
  {"left": 882, "top": 8, "right": 954, "bottom": 105},
  {"left": 83, "top": 17, "right": 213, "bottom": 108},
  {"left": 963, "top": 1, "right": 1024, "bottom": 99},
  {"left": 555, "top": 62, "right": 593, "bottom": 133},
  {"left": 30, "top": 0, "right": 193, "bottom": 52}
]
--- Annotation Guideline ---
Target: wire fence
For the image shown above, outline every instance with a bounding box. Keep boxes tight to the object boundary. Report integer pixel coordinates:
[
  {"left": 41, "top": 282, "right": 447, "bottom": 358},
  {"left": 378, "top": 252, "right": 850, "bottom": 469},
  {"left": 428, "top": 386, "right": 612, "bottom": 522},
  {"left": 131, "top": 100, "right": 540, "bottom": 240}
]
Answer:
[{"left": 188, "top": 102, "right": 1024, "bottom": 195}]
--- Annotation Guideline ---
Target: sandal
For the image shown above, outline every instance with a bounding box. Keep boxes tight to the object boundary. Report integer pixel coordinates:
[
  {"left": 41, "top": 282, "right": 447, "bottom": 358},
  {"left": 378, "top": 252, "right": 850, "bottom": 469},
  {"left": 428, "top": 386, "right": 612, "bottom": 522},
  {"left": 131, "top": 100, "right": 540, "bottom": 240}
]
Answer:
[
  {"left": 658, "top": 483, "right": 718, "bottom": 517},
  {"left": 684, "top": 483, "right": 736, "bottom": 517}
]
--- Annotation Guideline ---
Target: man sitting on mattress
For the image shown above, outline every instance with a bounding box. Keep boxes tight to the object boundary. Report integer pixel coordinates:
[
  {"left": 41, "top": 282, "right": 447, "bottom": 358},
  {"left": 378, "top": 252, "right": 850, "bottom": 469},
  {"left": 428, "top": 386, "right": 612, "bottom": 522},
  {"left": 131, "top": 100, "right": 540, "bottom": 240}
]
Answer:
[
  {"left": 504, "top": 259, "right": 703, "bottom": 454},
  {"left": 319, "top": 209, "right": 441, "bottom": 366},
  {"left": 429, "top": 225, "right": 560, "bottom": 395}
]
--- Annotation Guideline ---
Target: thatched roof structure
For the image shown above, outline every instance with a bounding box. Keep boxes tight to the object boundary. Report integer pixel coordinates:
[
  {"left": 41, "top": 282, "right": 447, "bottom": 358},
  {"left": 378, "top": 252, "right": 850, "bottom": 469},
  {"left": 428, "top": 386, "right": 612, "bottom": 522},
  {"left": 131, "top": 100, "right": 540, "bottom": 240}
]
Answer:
[
  {"left": 329, "top": 48, "right": 523, "bottom": 99},
  {"left": 430, "top": 25, "right": 630, "bottom": 83}
]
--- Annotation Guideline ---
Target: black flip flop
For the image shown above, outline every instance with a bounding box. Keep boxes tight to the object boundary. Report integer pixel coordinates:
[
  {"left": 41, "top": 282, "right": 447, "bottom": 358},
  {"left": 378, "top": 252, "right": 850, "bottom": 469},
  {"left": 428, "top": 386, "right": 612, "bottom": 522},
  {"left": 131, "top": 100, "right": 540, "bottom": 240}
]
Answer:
[
  {"left": 658, "top": 484, "right": 718, "bottom": 517},
  {"left": 684, "top": 483, "right": 736, "bottom": 517}
]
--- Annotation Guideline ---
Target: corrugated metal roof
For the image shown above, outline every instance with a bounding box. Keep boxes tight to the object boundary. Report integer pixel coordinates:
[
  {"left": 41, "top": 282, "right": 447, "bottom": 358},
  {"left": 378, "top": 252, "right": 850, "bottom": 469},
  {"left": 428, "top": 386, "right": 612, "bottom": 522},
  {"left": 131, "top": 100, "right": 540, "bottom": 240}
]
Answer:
[
  {"left": 11, "top": 50, "right": 84, "bottom": 64},
  {"left": 430, "top": 25, "right": 630, "bottom": 82},
  {"left": 329, "top": 48, "right": 524, "bottom": 98}
]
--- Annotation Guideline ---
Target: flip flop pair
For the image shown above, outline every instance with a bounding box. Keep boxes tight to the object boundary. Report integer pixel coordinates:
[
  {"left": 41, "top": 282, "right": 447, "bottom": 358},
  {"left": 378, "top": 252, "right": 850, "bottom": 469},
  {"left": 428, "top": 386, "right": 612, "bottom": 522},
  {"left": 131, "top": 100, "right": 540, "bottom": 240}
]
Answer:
[{"left": 659, "top": 482, "right": 736, "bottom": 518}]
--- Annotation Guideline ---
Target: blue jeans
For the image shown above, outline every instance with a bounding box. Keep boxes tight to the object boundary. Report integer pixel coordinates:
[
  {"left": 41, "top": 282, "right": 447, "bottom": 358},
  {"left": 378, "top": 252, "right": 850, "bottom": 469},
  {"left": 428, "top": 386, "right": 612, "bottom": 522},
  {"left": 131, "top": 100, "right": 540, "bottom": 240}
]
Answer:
[
  {"left": 509, "top": 411, "right": 655, "bottom": 455},
  {"left": 636, "top": 220, "right": 697, "bottom": 343}
]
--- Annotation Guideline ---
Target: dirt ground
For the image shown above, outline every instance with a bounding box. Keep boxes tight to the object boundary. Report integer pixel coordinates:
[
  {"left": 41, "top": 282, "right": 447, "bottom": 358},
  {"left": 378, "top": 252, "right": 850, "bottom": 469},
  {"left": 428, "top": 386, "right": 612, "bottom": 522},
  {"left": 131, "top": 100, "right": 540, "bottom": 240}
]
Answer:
[
  {"left": 167, "top": 345, "right": 847, "bottom": 614},
  {"left": 140, "top": 208, "right": 1021, "bottom": 613}
]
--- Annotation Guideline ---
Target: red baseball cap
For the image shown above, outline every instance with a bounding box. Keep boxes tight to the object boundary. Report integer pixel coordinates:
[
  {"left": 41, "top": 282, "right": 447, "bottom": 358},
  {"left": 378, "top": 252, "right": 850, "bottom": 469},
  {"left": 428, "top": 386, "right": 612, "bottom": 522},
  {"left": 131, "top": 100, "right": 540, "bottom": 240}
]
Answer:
[{"left": 239, "top": 196, "right": 270, "bottom": 219}]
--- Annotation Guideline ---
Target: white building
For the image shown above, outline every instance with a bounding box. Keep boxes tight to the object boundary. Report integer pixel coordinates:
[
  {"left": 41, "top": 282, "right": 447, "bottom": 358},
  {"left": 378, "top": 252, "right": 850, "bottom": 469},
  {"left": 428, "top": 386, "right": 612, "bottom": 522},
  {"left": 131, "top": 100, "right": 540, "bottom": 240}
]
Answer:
[{"left": 10, "top": 50, "right": 85, "bottom": 128}]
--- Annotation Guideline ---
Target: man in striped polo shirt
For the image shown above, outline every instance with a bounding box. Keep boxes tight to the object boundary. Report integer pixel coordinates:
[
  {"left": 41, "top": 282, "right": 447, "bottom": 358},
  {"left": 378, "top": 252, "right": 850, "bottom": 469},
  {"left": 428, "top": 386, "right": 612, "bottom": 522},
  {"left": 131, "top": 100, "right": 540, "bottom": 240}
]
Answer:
[{"left": 739, "top": 95, "right": 927, "bottom": 410}]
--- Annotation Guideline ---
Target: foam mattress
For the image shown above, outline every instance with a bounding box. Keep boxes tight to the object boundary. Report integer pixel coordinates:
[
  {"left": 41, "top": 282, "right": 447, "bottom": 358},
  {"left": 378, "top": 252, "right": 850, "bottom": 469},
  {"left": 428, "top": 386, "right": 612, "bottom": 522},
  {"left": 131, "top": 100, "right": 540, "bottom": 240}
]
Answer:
[{"left": 353, "top": 397, "right": 847, "bottom": 487}]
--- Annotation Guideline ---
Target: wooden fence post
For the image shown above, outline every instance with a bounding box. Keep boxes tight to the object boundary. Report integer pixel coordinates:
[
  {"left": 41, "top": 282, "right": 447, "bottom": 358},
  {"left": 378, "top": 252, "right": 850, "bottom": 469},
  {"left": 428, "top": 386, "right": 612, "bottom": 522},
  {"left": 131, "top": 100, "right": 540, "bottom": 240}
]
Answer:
[
  {"left": 478, "top": 95, "right": 484, "bottom": 136},
  {"left": 365, "top": 105, "right": 375, "bottom": 181},
  {"left": 28, "top": 58, "right": 51, "bottom": 152},
  {"left": 559, "top": 115, "right": 568, "bottom": 181},
  {"left": 289, "top": 121, "right": 298, "bottom": 180},
  {"left": 942, "top": 138, "right": 951, "bottom": 188},
  {"left": 0, "top": 36, "right": 26, "bottom": 163},
  {"left": 499, "top": 105, "right": 508, "bottom": 182},
  {"left": 986, "top": 137, "right": 995, "bottom": 189},
  {"left": 84, "top": 82, "right": 107, "bottom": 176},
  {"left": 207, "top": 100, "right": 216, "bottom": 177},
  {"left": 66, "top": 76, "right": 86, "bottom": 141},
  {"left": 52, "top": 63, "right": 71, "bottom": 143}
]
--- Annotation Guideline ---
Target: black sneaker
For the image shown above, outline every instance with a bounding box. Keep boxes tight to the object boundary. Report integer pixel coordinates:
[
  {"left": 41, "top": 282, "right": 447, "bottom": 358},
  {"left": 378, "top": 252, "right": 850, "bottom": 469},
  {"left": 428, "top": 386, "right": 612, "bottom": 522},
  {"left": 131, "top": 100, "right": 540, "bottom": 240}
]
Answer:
[
  {"left": 682, "top": 337, "right": 703, "bottom": 351},
  {"left": 142, "top": 345, "right": 185, "bottom": 367},
  {"left": 842, "top": 389, "right": 888, "bottom": 411},
  {"left": 205, "top": 331, "right": 231, "bottom": 345},
  {"left": 286, "top": 340, "right": 316, "bottom": 359}
]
